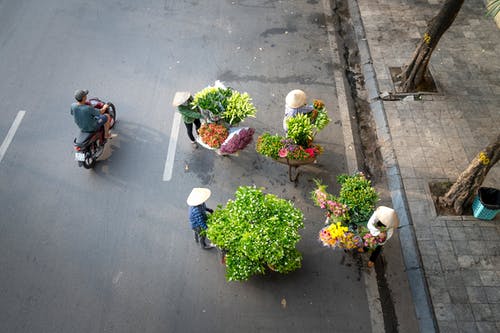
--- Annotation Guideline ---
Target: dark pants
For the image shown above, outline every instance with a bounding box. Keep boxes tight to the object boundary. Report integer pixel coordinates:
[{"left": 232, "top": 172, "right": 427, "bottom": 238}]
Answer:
[
  {"left": 193, "top": 226, "right": 208, "bottom": 247},
  {"left": 369, "top": 245, "right": 382, "bottom": 263},
  {"left": 185, "top": 119, "right": 201, "bottom": 142}
]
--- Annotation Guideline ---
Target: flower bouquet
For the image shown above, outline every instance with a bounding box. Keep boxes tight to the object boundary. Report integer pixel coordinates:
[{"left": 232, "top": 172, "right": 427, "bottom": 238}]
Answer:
[
  {"left": 191, "top": 81, "right": 257, "bottom": 126},
  {"left": 256, "top": 97, "right": 329, "bottom": 163},
  {"left": 219, "top": 127, "right": 255, "bottom": 155},
  {"left": 191, "top": 81, "right": 257, "bottom": 154},
  {"left": 312, "top": 173, "right": 380, "bottom": 251},
  {"left": 197, "top": 123, "right": 229, "bottom": 149}
]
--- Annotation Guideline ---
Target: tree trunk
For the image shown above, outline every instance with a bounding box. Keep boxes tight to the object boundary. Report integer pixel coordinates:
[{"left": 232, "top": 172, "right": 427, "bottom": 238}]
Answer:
[
  {"left": 398, "top": 0, "right": 465, "bottom": 92},
  {"left": 439, "top": 134, "right": 500, "bottom": 214}
]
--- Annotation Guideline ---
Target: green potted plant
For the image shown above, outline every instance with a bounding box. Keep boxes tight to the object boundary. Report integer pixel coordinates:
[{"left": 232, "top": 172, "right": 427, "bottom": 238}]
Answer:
[{"left": 207, "top": 186, "right": 304, "bottom": 281}]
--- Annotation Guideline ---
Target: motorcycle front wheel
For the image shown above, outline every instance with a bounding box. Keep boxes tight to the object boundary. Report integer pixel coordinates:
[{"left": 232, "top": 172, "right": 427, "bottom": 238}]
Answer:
[{"left": 107, "top": 103, "right": 116, "bottom": 129}]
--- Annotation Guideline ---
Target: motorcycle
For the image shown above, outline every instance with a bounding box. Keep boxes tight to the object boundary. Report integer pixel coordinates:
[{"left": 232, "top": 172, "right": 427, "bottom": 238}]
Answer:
[{"left": 73, "top": 98, "right": 116, "bottom": 169}]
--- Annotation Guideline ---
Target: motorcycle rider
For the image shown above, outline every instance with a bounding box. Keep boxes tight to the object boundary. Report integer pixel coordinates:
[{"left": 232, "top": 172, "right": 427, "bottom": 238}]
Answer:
[{"left": 70, "top": 89, "right": 112, "bottom": 139}]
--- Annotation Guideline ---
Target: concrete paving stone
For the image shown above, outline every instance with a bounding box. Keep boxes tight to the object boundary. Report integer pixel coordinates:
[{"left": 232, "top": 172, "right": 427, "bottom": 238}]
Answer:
[
  {"left": 490, "top": 304, "right": 500, "bottom": 320},
  {"left": 435, "top": 303, "right": 457, "bottom": 321},
  {"left": 451, "top": 303, "right": 476, "bottom": 321},
  {"left": 458, "top": 255, "right": 482, "bottom": 269},
  {"left": 416, "top": 225, "right": 434, "bottom": 240},
  {"left": 480, "top": 227, "right": 500, "bottom": 241},
  {"left": 421, "top": 254, "right": 443, "bottom": 273},
  {"left": 471, "top": 303, "right": 495, "bottom": 321},
  {"left": 484, "top": 243, "right": 500, "bottom": 256},
  {"left": 457, "top": 321, "right": 479, "bottom": 333},
  {"left": 479, "top": 257, "right": 496, "bottom": 270},
  {"left": 427, "top": 274, "right": 446, "bottom": 288},
  {"left": 403, "top": 178, "right": 424, "bottom": 192},
  {"left": 476, "top": 321, "right": 499, "bottom": 333},
  {"left": 449, "top": 287, "right": 472, "bottom": 304},
  {"left": 448, "top": 227, "right": 467, "bottom": 241},
  {"left": 418, "top": 240, "right": 438, "bottom": 256},
  {"left": 436, "top": 239, "right": 455, "bottom": 254},
  {"left": 413, "top": 166, "right": 434, "bottom": 178},
  {"left": 444, "top": 219, "right": 467, "bottom": 226},
  {"left": 431, "top": 218, "right": 447, "bottom": 227},
  {"left": 468, "top": 241, "right": 488, "bottom": 256},
  {"left": 483, "top": 287, "right": 500, "bottom": 303},
  {"left": 467, "top": 286, "right": 488, "bottom": 304},
  {"left": 398, "top": 165, "right": 418, "bottom": 178},
  {"left": 478, "top": 271, "right": 500, "bottom": 287},
  {"left": 463, "top": 226, "right": 484, "bottom": 241},
  {"left": 454, "top": 241, "right": 473, "bottom": 256},
  {"left": 408, "top": 199, "right": 433, "bottom": 217},
  {"left": 431, "top": 225, "right": 451, "bottom": 240},
  {"left": 430, "top": 286, "right": 452, "bottom": 303},
  {"left": 438, "top": 320, "right": 460, "bottom": 333},
  {"left": 443, "top": 270, "right": 466, "bottom": 287},
  {"left": 461, "top": 269, "right": 484, "bottom": 287}
]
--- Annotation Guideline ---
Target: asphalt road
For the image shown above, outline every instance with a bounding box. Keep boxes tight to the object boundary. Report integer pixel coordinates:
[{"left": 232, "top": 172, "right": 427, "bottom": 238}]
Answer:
[{"left": 0, "top": 1, "right": 375, "bottom": 332}]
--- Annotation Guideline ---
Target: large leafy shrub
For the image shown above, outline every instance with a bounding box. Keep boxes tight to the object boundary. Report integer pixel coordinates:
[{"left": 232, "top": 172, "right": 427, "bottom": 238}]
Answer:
[{"left": 207, "top": 186, "right": 304, "bottom": 281}]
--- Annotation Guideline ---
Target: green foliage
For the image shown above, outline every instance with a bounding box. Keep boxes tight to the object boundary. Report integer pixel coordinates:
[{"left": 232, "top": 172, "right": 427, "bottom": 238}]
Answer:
[
  {"left": 313, "top": 109, "right": 331, "bottom": 131},
  {"left": 487, "top": 0, "right": 500, "bottom": 17},
  {"left": 191, "top": 87, "right": 233, "bottom": 115},
  {"left": 255, "top": 133, "right": 283, "bottom": 159},
  {"left": 337, "top": 173, "right": 379, "bottom": 226},
  {"left": 207, "top": 186, "right": 304, "bottom": 281},
  {"left": 286, "top": 114, "right": 314, "bottom": 147},
  {"left": 223, "top": 91, "right": 257, "bottom": 125}
]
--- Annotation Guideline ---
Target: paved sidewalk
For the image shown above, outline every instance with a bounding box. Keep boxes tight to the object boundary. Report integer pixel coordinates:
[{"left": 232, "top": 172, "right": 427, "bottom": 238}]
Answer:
[{"left": 352, "top": 0, "right": 500, "bottom": 332}]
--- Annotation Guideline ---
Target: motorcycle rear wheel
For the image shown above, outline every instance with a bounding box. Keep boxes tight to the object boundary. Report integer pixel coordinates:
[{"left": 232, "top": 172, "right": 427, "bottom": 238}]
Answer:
[
  {"left": 82, "top": 143, "right": 97, "bottom": 169},
  {"left": 83, "top": 156, "right": 96, "bottom": 169}
]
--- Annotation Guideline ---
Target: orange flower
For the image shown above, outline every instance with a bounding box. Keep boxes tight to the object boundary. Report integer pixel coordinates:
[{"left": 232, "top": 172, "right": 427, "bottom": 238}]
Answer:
[{"left": 198, "top": 123, "right": 229, "bottom": 148}]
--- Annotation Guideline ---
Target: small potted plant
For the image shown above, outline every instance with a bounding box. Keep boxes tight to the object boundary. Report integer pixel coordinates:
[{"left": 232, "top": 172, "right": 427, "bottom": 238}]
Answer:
[{"left": 206, "top": 186, "right": 304, "bottom": 281}]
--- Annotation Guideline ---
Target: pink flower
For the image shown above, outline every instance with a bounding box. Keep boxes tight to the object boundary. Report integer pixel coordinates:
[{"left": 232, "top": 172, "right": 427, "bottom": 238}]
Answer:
[{"left": 278, "top": 148, "right": 288, "bottom": 158}]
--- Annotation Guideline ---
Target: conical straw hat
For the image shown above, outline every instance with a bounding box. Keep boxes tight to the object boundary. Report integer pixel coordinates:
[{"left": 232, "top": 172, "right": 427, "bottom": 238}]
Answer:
[
  {"left": 187, "top": 188, "right": 211, "bottom": 206},
  {"left": 172, "top": 91, "right": 191, "bottom": 107},
  {"left": 375, "top": 206, "right": 399, "bottom": 229},
  {"left": 285, "top": 89, "right": 307, "bottom": 108}
]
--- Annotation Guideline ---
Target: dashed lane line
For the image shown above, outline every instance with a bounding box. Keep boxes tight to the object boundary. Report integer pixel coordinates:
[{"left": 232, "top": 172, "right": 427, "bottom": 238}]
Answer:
[
  {"left": 162, "top": 112, "right": 181, "bottom": 181},
  {"left": 0, "top": 111, "right": 26, "bottom": 164}
]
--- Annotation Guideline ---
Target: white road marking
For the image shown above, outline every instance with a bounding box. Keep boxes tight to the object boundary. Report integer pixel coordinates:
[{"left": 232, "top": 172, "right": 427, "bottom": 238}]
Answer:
[
  {"left": 112, "top": 271, "right": 123, "bottom": 285},
  {"left": 0, "top": 110, "right": 26, "bottom": 163},
  {"left": 162, "top": 112, "right": 181, "bottom": 181}
]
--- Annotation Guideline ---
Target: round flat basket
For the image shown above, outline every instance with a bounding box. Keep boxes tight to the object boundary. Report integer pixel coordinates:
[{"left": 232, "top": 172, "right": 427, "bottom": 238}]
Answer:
[{"left": 275, "top": 156, "right": 316, "bottom": 166}]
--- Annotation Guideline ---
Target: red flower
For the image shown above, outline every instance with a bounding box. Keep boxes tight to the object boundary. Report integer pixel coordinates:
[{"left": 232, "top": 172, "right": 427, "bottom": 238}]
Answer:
[{"left": 304, "top": 147, "right": 316, "bottom": 158}]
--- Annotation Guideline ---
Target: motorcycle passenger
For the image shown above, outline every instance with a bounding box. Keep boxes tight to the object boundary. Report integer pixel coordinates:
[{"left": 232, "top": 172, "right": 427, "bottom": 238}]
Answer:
[{"left": 70, "top": 89, "right": 112, "bottom": 139}]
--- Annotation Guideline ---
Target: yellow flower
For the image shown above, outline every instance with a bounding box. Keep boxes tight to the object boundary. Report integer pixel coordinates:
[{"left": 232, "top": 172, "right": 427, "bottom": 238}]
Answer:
[
  {"left": 423, "top": 32, "right": 431, "bottom": 45},
  {"left": 478, "top": 151, "right": 490, "bottom": 166}
]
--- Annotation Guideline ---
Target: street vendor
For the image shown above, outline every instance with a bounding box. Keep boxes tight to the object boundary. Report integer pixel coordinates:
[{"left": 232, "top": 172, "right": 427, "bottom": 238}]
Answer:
[
  {"left": 187, "top": 187, "right": 215, "bottom": 250},
  {"left": 172, "top": 91, "right": 203, "bottom": 147},
  {"left": 283, "top": 89, "right": 314, "bottom": 131},
  {"left": 366, "top": 206, "right": 400, "bottom": 268}
]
